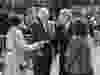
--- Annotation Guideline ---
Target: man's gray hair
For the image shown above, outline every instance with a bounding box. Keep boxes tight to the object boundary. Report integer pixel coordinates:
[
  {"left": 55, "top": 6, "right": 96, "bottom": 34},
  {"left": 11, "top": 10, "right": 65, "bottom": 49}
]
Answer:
[
  {"left": 38, "top": 7, "right": 49, "bottom": 18},
  {"left": 60, "top": 8, "right": 72, "bottom": 16}
]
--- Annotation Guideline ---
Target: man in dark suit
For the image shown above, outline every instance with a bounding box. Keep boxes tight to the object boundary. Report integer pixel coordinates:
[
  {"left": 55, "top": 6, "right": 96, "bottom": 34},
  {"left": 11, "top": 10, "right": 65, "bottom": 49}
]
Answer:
[
  {"left": 65, "top": 8, "right": 94, "bottom": 74},
  {"left": 31, "top": 7, "right": 53, "bottom": 75},
  {"left": 55, "top": 9, "right": 73, "bottom": 74}
]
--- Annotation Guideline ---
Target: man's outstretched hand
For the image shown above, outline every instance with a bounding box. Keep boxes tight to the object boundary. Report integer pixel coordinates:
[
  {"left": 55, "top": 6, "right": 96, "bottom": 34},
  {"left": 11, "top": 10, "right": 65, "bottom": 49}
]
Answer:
[{"left": 24, "top": 40, "right": 49, "bottom": 51}]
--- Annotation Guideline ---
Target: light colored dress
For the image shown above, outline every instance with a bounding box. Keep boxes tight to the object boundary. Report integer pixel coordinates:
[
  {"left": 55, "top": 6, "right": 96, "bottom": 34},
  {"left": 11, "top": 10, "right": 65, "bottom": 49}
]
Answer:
[{"left": 5, "top": 26, "right": 25, "bottom": 75}]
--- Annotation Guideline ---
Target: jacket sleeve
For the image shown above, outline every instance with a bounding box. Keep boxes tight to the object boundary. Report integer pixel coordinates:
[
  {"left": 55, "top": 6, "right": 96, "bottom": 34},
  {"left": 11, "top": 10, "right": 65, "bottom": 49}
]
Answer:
[{"left": 16, "top": 29, "right": 27, "bottom": 49}]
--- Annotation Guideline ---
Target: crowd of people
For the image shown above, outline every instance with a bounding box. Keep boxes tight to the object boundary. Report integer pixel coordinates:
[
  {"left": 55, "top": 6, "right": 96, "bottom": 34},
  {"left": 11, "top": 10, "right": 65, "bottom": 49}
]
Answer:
[{"left": 0, "top": 6, "right": 100, "bottom": 75}]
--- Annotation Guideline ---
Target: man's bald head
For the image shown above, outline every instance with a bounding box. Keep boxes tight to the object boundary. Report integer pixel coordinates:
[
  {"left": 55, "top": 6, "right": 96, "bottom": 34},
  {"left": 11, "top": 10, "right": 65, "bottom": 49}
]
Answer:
[{"left": 38, "top": 7, "right": 50, "bottom": 23}]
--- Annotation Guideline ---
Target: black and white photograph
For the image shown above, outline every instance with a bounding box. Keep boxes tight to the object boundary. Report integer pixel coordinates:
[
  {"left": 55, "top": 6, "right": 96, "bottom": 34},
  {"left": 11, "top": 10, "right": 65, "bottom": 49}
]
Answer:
[{"left": 0, "top": 0, "right": 100, "bottom": 75}]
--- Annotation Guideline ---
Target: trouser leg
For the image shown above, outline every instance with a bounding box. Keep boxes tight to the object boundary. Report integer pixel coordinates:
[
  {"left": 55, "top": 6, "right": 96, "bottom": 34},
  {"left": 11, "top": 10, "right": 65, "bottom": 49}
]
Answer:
[
  {"left": 68, "top": 37, "right": 92, "bottom": 74},
  {"left": 0, "top": 63, "right": 5, "bottom": 73},
  {"left": 59, "top": 39, "right": 71, "bottom": 75},
  {"left": 33, "top": 44, "right": 52, "bottom": 75},
  {"left": 61, "top": 37, "right": 86, "bottom": 73},
  {"left": 33, "top": 56, "right": 52, "bottom": 75}
]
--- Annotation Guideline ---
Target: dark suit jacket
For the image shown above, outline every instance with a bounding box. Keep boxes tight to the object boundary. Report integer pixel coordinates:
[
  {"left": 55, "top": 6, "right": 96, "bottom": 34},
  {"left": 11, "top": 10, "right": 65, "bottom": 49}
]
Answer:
[
  {"left": 68, "top": 20, "right": 89, "bottom": 37},
  {"left": 31, "top": 20, "right": 50, "bottom": 42}
]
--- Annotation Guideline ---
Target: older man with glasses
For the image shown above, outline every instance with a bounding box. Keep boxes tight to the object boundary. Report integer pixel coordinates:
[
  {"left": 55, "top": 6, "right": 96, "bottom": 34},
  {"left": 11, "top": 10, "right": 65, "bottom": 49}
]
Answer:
[{"left": 31, "top": 7, "right": 55, "bottom": 75}]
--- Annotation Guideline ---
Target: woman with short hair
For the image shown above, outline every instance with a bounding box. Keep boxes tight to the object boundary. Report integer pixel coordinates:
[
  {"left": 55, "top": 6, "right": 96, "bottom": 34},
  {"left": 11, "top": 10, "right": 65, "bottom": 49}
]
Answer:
[{"left": 6, "top": 14, "right": 34, "bottom": 75}]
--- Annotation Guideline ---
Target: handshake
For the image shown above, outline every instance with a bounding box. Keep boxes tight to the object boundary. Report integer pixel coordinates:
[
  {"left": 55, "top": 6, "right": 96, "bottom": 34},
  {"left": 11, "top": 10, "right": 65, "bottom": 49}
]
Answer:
[{"left": 24, "top": 40, "right": 49, "bottom": 51}]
